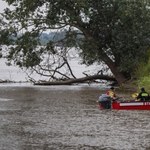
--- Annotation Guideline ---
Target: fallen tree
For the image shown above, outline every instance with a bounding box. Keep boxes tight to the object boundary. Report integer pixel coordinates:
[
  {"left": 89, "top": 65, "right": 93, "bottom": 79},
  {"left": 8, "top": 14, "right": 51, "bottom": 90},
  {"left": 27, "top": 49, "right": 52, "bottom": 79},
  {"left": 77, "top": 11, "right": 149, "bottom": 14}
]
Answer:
[{"left": 34, "top": 74, "right": 116, "bottom": 85}]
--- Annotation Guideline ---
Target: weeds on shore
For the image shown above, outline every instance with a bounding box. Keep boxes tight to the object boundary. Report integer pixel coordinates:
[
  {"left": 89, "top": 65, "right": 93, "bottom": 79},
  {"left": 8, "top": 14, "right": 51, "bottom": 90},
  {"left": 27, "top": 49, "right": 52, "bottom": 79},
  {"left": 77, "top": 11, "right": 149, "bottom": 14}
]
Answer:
[{"left": 135, "top": 51, "right": 150, "bottom": 92}]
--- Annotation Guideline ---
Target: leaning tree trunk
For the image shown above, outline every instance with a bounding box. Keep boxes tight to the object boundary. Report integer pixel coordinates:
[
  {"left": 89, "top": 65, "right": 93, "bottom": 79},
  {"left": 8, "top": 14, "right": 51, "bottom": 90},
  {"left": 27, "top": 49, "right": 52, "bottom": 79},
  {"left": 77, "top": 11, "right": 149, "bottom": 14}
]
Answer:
[
  {"left": 80, "top": 29, "right": 127, "bottom": 85},
  {"left": 107, "top": 62, "right": 127, "bottom": 85},
  {"left": 102, "top": 53, "right": 127, "bottom": 85}
]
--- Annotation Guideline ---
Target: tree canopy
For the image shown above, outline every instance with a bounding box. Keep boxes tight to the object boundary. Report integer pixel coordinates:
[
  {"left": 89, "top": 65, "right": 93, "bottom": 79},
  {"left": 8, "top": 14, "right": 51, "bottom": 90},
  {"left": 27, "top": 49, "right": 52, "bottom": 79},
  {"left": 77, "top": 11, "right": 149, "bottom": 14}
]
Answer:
[{"left": 0, "top": 0, "right": 150, "bottom": 84}]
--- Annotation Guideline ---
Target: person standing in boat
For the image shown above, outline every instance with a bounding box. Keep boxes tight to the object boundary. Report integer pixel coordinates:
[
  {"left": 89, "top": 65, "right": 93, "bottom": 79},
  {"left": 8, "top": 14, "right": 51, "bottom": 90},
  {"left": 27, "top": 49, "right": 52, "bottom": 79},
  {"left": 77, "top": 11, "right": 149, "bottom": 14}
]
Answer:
[
  {"left": 137, "top": 87, "right": 150, "bottom": 101},
  {"left": 98, "top": 87, "right": 117, "bottom": 109},
  {"left": 106, "top": 87, "right": 117, "bottom": 100}
]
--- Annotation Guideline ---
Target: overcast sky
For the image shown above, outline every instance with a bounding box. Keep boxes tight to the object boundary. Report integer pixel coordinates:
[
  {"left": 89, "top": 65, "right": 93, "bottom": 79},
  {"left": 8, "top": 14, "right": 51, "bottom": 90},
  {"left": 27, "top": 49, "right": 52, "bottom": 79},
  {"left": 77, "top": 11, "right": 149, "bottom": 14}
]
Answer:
[{"left": 0, "top": 0, "right": 8, "bottom": 12}]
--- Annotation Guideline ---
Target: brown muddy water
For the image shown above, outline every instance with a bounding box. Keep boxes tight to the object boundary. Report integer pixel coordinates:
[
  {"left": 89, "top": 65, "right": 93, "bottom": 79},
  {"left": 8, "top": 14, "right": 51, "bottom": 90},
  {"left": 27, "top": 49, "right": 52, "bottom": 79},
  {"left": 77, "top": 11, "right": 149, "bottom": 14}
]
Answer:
[{"left": 0, "top": 84, "right": 150, "bottom": 150}]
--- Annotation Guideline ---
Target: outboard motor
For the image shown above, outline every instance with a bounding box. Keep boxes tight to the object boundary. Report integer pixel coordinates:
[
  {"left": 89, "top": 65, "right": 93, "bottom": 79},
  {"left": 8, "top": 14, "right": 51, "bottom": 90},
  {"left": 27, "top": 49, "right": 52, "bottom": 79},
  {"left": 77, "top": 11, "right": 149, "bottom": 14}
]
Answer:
[{"left": 98, "top": 94, "right": 112, "bottom": 109}]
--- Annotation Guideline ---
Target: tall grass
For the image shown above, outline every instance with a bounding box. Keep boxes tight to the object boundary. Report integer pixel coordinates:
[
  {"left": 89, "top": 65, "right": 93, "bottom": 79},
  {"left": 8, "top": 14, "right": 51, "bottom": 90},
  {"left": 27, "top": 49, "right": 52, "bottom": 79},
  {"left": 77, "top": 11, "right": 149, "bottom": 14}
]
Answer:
[{"left": 135, "top": 53, "right": 150, "bottom": 91}]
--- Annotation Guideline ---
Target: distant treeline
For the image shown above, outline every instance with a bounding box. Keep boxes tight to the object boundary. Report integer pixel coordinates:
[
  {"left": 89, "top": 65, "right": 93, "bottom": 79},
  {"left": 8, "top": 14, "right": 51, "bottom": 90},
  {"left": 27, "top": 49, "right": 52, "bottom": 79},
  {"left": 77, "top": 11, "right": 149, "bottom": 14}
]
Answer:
[
  {"left": 11, "top": 31, "right": 82, "bottom": 46},
  {"left": 39, "top": 32, "right": 66, "bottom": 45}
]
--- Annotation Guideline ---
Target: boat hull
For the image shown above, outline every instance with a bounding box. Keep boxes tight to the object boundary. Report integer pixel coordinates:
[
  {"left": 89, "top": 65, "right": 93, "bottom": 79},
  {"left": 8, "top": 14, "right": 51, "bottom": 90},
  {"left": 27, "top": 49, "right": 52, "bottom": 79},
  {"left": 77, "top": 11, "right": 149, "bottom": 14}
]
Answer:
[{"left": 112, "top": 101, "right": 150, "bottom": 110}]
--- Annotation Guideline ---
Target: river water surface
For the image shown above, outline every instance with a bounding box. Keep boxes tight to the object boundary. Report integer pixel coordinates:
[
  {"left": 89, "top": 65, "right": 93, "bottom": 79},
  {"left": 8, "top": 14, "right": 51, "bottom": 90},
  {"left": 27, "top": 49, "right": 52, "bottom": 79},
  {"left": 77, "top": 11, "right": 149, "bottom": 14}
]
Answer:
[{"left": 0, "top": 84, "right": 150, "bottom": 150}]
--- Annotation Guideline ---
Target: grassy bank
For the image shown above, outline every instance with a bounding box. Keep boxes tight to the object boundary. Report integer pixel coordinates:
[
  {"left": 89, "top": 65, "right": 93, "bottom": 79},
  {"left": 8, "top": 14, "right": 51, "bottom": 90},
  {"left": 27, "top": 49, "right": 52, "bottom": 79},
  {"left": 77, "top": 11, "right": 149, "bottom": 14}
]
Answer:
[
  {"left": 137, "top": 76, "right": 150, "bottom": 92},
  {"left": 133, "top": 52, "right": 150, "bottom": 92}
]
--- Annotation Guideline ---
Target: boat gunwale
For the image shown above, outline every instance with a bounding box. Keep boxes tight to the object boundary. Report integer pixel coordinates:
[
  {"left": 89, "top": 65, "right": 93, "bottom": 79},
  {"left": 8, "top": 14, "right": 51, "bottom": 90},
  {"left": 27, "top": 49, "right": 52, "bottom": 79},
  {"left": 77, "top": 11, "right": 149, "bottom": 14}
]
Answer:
[{"left": 112, "top": 100, "right": 150, "bottom": 110}]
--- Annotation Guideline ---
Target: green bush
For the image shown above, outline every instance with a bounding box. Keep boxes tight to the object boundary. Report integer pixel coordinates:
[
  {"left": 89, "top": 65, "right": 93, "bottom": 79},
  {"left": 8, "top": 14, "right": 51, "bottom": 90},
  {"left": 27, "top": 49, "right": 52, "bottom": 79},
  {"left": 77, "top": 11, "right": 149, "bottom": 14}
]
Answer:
[
  {"left": 136, "top": 51, "right": 150, "bottom": 91},
  {"left": 137, "top": 76, "right": 150, "bottom": 91}
]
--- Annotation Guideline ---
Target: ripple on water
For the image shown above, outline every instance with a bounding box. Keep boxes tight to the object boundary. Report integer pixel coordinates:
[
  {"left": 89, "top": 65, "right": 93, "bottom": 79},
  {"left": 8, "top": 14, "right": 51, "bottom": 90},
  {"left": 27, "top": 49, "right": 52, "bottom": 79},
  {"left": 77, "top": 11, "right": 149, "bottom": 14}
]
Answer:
[
  {"left": 0, "top": 86, "right": 150, "bottom": 150},
  {"left": 0, "top": 98, "right": 14, "bottom": 101}
]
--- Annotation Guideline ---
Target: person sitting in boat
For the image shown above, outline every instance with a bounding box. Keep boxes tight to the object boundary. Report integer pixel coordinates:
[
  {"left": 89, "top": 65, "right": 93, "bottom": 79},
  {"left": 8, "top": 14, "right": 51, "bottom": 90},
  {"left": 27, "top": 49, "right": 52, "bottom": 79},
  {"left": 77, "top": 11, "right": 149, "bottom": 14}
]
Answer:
[
  {"left": 106, "top": 87, "right": 117, "bottom": 100},
  {"left": 137, "top": 87, "right": 150, "bottom": 101}
]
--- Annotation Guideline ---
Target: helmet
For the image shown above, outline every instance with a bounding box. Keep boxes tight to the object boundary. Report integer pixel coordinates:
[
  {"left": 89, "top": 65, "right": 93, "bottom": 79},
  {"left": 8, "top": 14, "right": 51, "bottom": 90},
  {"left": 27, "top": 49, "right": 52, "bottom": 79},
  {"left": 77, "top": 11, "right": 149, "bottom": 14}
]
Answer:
[
  {"left": 110, "top": 87, "right": 114, "bottom": 90},
  {"left": 141, "top": 87, "right": 145, "bottom": 92}
]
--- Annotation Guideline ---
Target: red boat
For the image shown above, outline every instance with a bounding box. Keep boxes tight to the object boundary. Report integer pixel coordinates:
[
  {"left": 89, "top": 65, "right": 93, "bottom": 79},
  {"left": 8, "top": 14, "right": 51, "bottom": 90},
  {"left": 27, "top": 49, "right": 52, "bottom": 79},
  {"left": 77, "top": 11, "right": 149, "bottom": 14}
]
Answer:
[
  {"left": 112, "top": 101, "right": 150, "bottom": 110},
  {"left": 98, "top": 94, "right": 150, "bottom": 110}
]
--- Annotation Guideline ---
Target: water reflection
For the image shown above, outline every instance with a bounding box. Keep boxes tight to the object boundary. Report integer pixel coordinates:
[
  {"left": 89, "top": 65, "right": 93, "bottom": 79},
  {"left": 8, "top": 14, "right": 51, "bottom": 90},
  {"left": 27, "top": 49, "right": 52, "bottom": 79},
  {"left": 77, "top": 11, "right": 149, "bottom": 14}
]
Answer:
[{"left": 0, "top": 85, "right": 149, "bottom": 150}]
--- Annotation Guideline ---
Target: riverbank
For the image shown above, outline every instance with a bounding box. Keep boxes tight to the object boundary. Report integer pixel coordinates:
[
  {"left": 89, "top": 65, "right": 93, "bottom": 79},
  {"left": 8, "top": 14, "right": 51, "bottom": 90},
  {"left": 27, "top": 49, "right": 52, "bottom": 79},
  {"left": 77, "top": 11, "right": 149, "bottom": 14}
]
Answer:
[{"left": 0, "top": 77, "right": 144, "bottom": 97}]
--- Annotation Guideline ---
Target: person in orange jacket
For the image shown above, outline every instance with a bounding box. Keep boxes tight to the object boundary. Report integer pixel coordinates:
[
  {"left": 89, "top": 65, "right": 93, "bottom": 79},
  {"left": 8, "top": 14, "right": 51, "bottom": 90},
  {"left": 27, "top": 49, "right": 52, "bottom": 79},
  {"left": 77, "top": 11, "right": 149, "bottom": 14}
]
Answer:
[{"left": 106, "top": 87, "right": 117, "bottom": 100}]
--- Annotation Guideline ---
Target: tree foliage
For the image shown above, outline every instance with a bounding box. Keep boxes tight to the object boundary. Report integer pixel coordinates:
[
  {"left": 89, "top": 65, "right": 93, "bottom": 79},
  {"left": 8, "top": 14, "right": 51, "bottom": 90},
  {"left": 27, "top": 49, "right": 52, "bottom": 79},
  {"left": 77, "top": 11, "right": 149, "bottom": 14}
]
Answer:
[{"left": 0, "top": 0, "right": 150, "bottom": 84}]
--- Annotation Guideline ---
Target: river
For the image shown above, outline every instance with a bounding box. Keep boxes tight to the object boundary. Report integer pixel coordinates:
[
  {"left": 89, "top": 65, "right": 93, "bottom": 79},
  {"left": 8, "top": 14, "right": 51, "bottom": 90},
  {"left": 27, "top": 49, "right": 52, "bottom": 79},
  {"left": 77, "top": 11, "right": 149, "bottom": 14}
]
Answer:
[{"left": 0, "top": 84, "right": 149, "bottom": 150}]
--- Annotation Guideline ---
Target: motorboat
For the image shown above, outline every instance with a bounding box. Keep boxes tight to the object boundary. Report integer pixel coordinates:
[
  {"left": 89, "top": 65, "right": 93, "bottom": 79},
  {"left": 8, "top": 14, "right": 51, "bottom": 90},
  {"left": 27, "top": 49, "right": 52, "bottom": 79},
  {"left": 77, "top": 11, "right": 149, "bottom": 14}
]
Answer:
[
  {"left": 98, "top": 94, "right": 150, "bottom": 110},
  {"left": 112, "top": 100, "right": 150, "bottom": 110}
]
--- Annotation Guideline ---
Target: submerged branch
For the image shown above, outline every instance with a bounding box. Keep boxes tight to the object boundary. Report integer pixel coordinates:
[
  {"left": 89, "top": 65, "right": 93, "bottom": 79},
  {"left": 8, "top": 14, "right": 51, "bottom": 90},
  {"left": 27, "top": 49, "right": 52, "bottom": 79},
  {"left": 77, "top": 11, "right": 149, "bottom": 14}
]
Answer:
[{"left": 34, "top": 74, "right": 116, "bottom": 85}]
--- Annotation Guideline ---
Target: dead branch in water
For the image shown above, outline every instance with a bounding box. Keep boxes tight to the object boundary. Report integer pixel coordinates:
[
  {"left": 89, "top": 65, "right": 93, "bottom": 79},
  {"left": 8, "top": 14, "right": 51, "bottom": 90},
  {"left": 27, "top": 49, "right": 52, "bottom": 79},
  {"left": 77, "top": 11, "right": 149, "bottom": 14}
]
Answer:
[{"left": 34, "top": 74, "right": 116, "bottom": 85}]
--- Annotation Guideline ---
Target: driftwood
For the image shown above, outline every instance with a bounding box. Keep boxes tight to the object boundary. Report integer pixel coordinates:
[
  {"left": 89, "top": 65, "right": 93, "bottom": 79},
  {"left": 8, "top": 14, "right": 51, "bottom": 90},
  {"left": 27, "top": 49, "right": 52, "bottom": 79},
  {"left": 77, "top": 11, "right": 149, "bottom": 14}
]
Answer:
[{"left": 34, "top": 74, "right": 116, "bottom": 85}]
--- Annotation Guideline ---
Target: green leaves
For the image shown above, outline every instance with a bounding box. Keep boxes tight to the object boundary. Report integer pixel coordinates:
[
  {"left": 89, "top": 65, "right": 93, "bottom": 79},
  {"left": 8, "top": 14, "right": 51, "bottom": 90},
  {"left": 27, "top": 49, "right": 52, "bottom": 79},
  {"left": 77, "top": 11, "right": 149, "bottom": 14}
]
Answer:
[{"left": 1, "top": 0, "right": 150, "bottom": 81}]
